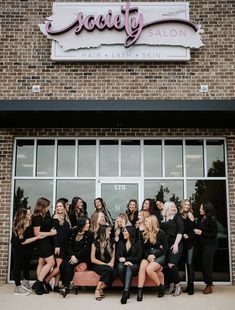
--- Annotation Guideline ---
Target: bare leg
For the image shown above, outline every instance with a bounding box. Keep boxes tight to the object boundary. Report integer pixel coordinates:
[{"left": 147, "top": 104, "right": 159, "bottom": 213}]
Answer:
[
  {"left": 138, "top": 259, "right": 149, "bottom": 287},
  {"left": 38, "top": 255, "right": 55, "bottom": 282},
  {"left": 146, "top": 262, "right": 161, "bottom": 286}
]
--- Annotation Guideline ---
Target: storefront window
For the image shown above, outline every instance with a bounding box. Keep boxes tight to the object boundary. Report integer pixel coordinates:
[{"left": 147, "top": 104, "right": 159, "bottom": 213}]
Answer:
[
  {"left": 78, "top": 140, "right": 96, "bottom": 177},
  {"left": 206, "top": 140, "right": 225, "bottom": 177},
  {"left": 121, "top": 140, "right": 140, "bottom": 176},
  {"left": 165, "top": 140, "right": 183, "bottom": 177},
  {"left": 144, "top": 140, "right": 162, "bottom": 177},
  {"left": 99, "top": 140, "right": 118, "bottom": 176},
  {"left": 185, "top": 140, "right": 204, "bottom": 177},
  {"left": 36, "top": 140, "right": 55, "bottom": 177},
  {"left": 15, "top": 140, "right": 34, "bottom": 176},
  {"left": 57, "top": 140, "right": 75, "bottom": 177}
]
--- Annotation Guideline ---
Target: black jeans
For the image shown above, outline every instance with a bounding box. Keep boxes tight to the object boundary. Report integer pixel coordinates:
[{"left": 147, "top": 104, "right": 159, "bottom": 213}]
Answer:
[
  {"left": 94, "top": 264, "right": 117, "bottom": 286},
  {"left": 12, "top": 249, "right": 32, "bottom": 286},
  {"left": 199, "top": 240, "right": 217, "bottom": 285},
  {"left": 116, "top": 263, "right": 139, "bottom": 290},
  {"left": 165, "top": 241, "right": 183, "bottom": 285}
]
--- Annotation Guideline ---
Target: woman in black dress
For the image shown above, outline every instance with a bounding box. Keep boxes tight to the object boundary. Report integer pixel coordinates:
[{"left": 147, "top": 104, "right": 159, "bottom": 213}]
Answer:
[
  {"left": 179, "top": 199, "right": 196, "bottom": 295},
  {"left": 44, "top": 199, "right": 71, "bottom": 292},
  {"left": 137, "top": 215, "right": 168, "bottom": 301},
  {"left": 91, "top": 224, "right": 116, "bottom": 301},
  {"left": 90, "top": 197, "right": 113, "bottom": 227},
  {"left": 194, "top": 201, "right": 218, "bottom": 294},
  {"left": 116, "top": 225, "right": 143, "bottom": 304},
  {"left": 59, "top": 216, "right": 94, "bottom": 297},
  {"left": 11, "top": 208, "right": 43, "bottom": 295},
  {"left": 32, "top": 197, "right": 57, "bottom": 295}
]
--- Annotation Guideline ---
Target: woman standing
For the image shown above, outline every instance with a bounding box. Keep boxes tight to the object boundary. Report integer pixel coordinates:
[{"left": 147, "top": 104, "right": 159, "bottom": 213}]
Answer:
[
  {"left": 137, "top": 215, "right": 168, "bottom": 301},
  {"left": 91, "top": 224, "right": 116, "bottom": 301},
  {"left": 69, "top": 196, "right": 87, "bottom": 227},
  {"left": 59, "top": 217, "right": 94, "bottom": 297},
  {"left": 32, "top": 197, "right": 57, "bottom": 295},
  {"left": 194, "top": 201, "right": 218, "bottom": 294},
  {"left": 179, "top": 199, "right": 196, "bottom": 295},
  {"left": 44, "top": 199, "right": 71, "bottom": 292},
  {"left": 116, "top": 226, "right": 143, "bottom": 304},
  {"left": 160, "top": 201, "right": 184, "bottom": 297},
  {"left": 91, "top": 197, "right": 113, "bottom": 227},
  {"left": 11, "top": 208, "right": 43, "bottom": 295},
  {"left": 125, "top": 199, "right": 139, "bottom": 227}
]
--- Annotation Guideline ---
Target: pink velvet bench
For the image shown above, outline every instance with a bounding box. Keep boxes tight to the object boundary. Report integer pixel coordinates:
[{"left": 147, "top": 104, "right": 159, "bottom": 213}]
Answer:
[{"left": 73, "top": 263, "right": 164, "bottom": 295}]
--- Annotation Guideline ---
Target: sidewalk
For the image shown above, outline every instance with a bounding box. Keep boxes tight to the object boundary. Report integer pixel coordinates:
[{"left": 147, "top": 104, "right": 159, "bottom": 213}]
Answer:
[{"left": 0, "top": 284, "right": 234, "bottom": 310}]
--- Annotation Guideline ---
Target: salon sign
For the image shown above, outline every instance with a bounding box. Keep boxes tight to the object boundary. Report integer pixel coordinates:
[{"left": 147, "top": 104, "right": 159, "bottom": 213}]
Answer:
[{"left": 39, "top": 2, "right": 204, "bottom": 61}]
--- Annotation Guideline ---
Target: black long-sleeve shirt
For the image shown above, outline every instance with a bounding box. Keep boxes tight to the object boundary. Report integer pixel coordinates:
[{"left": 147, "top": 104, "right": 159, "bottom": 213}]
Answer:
[
  {"left": 11, "top": 225, "right": 34, "bottom": 252},
  {"left": 182, "top": 217, "right": 196, "bottom": 249},
  {"left": 52, "top": 218, "right": 71, "bottom": 248},
  {"left": 196, "top": 217, "right": 218, "bottom": 242},
  {"left": 160, "top": 214, "right": 184, "bottom": 245},
  {"left": 66, "top": 230, "right": 94, "bottom": 265},
  {"left": 142, "top": 229, "right": 168, "bottom": 259},
  {"left": 116, "top": 240, "right": 143, "bottom": 264}
]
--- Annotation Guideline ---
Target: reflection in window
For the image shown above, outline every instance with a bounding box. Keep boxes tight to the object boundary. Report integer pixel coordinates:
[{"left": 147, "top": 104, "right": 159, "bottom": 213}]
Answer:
[
  {"left": 206, "top": 140, "right": 225, "bottom": 177},
  {"left": 14, "top": 179, "right": 53, "bottom": 214},
  {"left": 78, "top": 140, "right": 96, "bottom": 177},
  {"left": 121, "top": 140, "right": 140, "bottom": 176},
  {"left": 144, "top": 140, "right": 162, "bottom": 177},
  {"left": 15, "top": 140, "right": 34, "bottom": 176},
  {"left": 185, "top": 140, "right": 203, "bottom": 177},
  {"left": 187, "top": 179, "right": 229, "bottom": 282},
  {"left": 36, "top": 140, "right": 54, "bottom": 177},
  {"left": 165, "top": 140, "right": 183, "bottom": 177},
  {"left": 144, "top": 180, "right": 183, "bottom": 207},
  {"left": 57, "top": 140, "right": 75, "bottom": 177},
  {"left": 56, "top": 180, "right": 95, "bottom": 217},
  {"left": 99, "top": 140, "right": 118, "bottom": 176}
]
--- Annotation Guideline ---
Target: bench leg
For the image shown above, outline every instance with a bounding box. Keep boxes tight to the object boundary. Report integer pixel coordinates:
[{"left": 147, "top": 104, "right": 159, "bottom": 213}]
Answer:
[{"left": 74, "top": 286, "right": 79, "bottom": 295}]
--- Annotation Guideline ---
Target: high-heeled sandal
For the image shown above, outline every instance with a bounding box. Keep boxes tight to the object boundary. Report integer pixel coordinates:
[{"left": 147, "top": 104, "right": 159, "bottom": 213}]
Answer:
[
  {"left": 95, "top": 288, "right": 102, "bottom": 301},
  {"left": 100, "top": 288, "right": 105, "bottom": 298}
]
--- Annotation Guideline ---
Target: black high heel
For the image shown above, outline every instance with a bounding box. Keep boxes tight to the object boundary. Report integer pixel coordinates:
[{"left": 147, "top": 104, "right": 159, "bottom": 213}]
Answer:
[
  {"left": 121, "top": 290, "right": 128, "bottom": 304},
  {"left": 137, "top": 288, "right": 143, "bottom": 302},
  {"left": 59, "top": 287, "right": 69, "bottom": 298},
  {"left": 157, "top": 284, "right": 165, "bottom": 298}
]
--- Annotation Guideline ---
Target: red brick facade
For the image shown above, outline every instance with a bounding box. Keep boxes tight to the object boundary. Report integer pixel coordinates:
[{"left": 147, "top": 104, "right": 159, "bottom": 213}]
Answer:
[{"left": 0, "top": 0, "right": 235, "bottom": 285}]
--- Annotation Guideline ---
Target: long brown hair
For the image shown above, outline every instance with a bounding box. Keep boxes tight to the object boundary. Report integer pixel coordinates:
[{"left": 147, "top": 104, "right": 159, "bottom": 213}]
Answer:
[
  {"left": 13, "top": 208, "right": 30, "bottom": 239},
  {"left": 33, "top": 197, "right": 50, "bottom": 217}
]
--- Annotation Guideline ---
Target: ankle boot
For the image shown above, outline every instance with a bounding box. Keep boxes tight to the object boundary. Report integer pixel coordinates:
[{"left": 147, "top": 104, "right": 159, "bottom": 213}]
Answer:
[
  {"left": 203, "top": 285, "right": 212, "bottom": 294},
  {"left": 157, "top": 284, "right": 165, "bottom": 298},
  {"left": 137, "top": 288, "right": 143, "bottom": 302},
  {"left": 34, "top": 281, "right": 44, "bottom": 295},
  {"left": 188, "top": 283, "right": 194, "bottom": 295},
  {"left": 121, "top": 290, "right": 128, "bottom": 304}
]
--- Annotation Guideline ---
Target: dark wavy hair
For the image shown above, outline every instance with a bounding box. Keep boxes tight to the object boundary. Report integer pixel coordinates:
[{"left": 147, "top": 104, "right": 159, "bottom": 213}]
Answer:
[
  {"left": 77, "top": 216, "right": 89, "bottom": 233},
  {"left": 201, "top": 201, "right": 216, "bottom": 219}
]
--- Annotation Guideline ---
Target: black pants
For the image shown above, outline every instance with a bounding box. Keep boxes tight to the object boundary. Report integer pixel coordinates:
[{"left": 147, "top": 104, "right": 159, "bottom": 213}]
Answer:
[
  {"left": 164, "top": 241, "right": 183, "bottom": 285},
  {"left": 116, "top": 263, "right": 139, "bottom": 291},
  {"left": 199, "top": 240, "right": 217, "bottom": 285},
  {"left": 182, "top": 245, "right": 194, "bottom": 286},
  {"left": 94, "top": 264, "right": 117, "bottom": 286},
  {"left": 12, "top": 249, "right": 32, "bottom": 286},
  {"left": 59, "top": 259, "right": 77, "bottom": 287}
]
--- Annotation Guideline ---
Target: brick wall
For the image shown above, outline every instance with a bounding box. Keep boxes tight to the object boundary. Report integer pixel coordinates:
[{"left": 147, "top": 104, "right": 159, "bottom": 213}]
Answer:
[
  {"left": 0, "top": 0, "right": 234, "bottom": 100},
  {"left": 0, "top": 127, "right": 235, "bottom": 286}
]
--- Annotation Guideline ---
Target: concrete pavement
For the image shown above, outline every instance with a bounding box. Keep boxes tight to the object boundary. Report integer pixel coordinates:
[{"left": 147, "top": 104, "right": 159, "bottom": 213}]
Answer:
[{"left": 0, "top": 284, "right": 234, "bottom": 310}]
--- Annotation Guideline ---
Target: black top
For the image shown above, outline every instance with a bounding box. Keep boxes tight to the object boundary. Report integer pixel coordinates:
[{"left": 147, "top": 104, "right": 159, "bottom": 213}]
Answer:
[
  {"left": 152, "top": 209, "right": 164, "bottom": 224},
  {"left": 160, "top": 214, "right": 184, "bottom": 245},
  {"left": 142, "top": 229, "right": 168, "bottom": 259},
  {"left": 52, "top": 218, "right": 71, "bottom": 248},
  {"left": 182, "top": 216, "right": 196, "bottom": 249},
  {"left": 196, "top": 217, "right": 218, "bottom": 242},
  {"left": 93, "top": 239, "right": 114, "bottom": 263},
  {"left": 126, "top": 211, "right": 138, "bottom": 227},
  {"left": 69, "top": 211, "right": 87, "bottom": 228},
  {"left": 11, "top": 225, "right": 34, "bottom": 251},
  {"left": 66, "top": 230, "right": 94, "bottom": 265},
  {"left": 32, "top": 213, "right": 53, "bottom": 232},
  {"left": 116, "top": 240, "right": 143, "bottom": 264}
]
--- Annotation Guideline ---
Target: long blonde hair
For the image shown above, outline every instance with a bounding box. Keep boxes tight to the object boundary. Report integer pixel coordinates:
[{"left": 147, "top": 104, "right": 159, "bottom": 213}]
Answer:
[
  {"left": 143, "top": 215, "right": 159, "bottom": 244},
  {"left": 53, "top": 199, "right": 71, "bottom": 227},
  {"left": 179, "top": 199, "right": 193, "bottom": 219},
  {"left": 13, "top": 208, "right": 30, "bottom": 239},
  {"left": 114, "top": 213, "right": 131, "bottom": 242}
]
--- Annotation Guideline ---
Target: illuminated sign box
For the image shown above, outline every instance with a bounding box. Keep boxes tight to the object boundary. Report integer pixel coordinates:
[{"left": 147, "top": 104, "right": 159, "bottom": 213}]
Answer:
[{"left": 39, "top": 2, "right": 204, "bottom": 61}]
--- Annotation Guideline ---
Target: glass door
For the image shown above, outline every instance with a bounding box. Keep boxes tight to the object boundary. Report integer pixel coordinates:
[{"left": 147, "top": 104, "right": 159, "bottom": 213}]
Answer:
[{"left": 98, "top": 179, "right": 141, "bottom": 220}]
